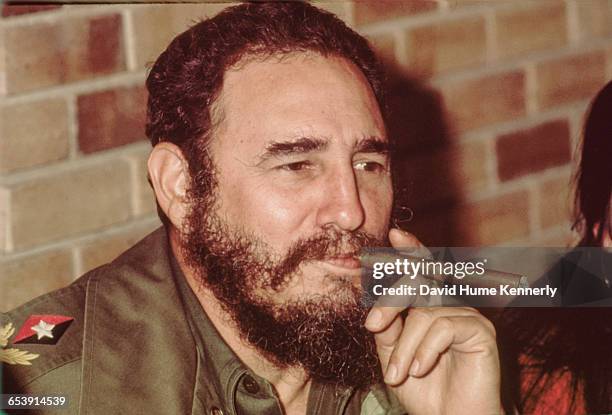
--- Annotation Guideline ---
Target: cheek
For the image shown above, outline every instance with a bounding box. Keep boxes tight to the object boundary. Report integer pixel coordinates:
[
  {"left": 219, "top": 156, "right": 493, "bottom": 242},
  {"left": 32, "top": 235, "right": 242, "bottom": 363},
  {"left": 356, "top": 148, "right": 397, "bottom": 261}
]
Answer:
[
  {"left": 218, "top": 180, "right": 311, "bottom": 246},
  {"left": 360, "top": 180, "right": 393, "bottom": 234}
]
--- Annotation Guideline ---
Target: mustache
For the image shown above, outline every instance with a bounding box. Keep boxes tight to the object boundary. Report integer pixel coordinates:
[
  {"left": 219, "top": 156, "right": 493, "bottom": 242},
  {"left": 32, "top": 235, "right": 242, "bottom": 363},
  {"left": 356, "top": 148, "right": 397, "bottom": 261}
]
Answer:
[{"left": 269, "top": 228, "right": 387, "bottom": 290}]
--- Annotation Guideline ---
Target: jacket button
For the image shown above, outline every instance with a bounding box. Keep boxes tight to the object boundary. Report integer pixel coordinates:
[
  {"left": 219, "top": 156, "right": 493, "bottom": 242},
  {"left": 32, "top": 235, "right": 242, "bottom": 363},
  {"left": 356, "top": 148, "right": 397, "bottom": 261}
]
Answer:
[
  {"left": 243, "top": 374, "right": 260, "bottom": 394},
  {"left": 209, "top": 407, "right": 224, "bottom": 415}
]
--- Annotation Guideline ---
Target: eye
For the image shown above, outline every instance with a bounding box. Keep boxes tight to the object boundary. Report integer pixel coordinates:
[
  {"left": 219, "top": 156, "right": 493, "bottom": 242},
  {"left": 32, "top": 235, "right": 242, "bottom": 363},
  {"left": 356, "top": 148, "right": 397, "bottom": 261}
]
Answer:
[
  {"left": 278, "top": 161, "right": 312, "bottom": 171},
  {"left": 354, "top": 160, "right": 387, "bottom": 173}
]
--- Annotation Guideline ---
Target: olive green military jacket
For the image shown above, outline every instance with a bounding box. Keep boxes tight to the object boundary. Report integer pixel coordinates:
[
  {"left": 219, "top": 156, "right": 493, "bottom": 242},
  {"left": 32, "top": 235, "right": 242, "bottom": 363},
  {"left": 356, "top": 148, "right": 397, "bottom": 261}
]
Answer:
[{"left": 2, "top": 229, "right": 404, "bottom": 415}]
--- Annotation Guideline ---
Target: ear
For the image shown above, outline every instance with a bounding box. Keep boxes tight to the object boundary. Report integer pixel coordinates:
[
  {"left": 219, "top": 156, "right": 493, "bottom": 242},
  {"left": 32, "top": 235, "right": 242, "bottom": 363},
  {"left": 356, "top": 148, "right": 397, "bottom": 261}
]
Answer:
[{"left": 147, "top": 142, "right": 190, "bottom": 230}]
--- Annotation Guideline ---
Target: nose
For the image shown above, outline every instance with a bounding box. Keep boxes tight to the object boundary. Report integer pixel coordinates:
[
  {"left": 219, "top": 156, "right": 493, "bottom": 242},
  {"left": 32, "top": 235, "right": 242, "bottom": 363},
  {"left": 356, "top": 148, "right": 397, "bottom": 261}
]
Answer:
[{"left": 316, "top": 166, "right": 365, "bottom": 232}]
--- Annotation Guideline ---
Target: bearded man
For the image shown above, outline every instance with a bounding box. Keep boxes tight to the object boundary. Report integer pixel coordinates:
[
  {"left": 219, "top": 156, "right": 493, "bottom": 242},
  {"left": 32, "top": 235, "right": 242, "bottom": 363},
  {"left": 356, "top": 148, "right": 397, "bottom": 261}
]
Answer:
[{"left": 2, "top": 3, "right": 501, "bottom": 414}]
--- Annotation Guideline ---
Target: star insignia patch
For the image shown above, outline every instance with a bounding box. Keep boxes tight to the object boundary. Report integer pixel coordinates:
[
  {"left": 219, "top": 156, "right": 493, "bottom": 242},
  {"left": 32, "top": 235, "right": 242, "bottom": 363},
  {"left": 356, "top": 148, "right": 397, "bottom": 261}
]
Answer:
[{"left": 13, "top": 315, "right": 74, "bottom": 345}]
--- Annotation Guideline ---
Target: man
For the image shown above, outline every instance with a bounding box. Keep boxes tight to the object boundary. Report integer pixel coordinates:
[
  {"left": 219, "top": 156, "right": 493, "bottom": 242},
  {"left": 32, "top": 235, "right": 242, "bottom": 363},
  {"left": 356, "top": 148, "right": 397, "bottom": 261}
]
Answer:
[{"left": 2, "top": 3, "right": 501, "bottom": 414}]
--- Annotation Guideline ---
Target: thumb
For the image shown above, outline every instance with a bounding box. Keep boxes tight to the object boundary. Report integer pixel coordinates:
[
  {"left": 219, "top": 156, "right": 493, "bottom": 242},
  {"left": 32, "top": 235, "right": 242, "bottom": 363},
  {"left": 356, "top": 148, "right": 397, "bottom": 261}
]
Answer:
[{"left": 389, "top": 228, "right": 424, "bottom": 248}]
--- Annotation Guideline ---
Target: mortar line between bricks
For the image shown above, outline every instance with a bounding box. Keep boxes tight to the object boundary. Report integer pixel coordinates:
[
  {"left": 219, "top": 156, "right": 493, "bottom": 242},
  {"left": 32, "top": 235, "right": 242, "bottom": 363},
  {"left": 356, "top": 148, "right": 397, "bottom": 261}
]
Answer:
[
  {"left": 528, "top": 181, "right": 542, "bottom": 239},
  {"left": 393, "top": 29, "right": 409, "bottom": 67},
  {"left": 2, "top": 188, "right": 14, "bottom": 253},
  {"left": 121, "top": 8, "right": 138, "bottom": 72},
  {"left": 497, "top": 224, "right": 578, "bottom": 248},
  {"left": 343, "top": 1, "right": 355, "bottom": 28},
  {"left": 356, "top": 5, "right": 488, "bottom": 36},
  {"left": 483, "top": 7, "right": 497, "bottom": 65},
  {"left": 538, "top": 226, "right": 579, "bottom": 246},
  {"left": 567, "top": 106, "right": 586, "bottom": 156},
  {"left": 456, "top": 100, "right": 593, "bottom": 140},
  {"left": 565, "top": 0, "right": 580, "bottom": 45},
  {"left": 0, "top": 7, "right": 65, "bottom": 27},
  {"left": 445, "top": 0, "right": 504, "bottom": 13},
  {"left": 0, "top": 4, "right": 144, "bottom": 28},
  {"left": 0, "top": 2, "right": 239, "bottom": 29},
  {"left": 462, "top": 165, "right": 573, "bottom": 206},
  {"left": 437, "top": 0, "right": 451, "bottom": 13},
  {"left": 454, "top": 131, "right": 495, "bottom": 144},
  {"left": 496, "top": 167, "right": 574, "bottom": 200},
  {"left": 66, "top": 95, "right": 79, "bottom": 160},
  {"left": 0, "top": 33, "right": 6, "bottom": 96},
  {"left": 3, "top": 71, "right": 147, "bottom": 105},
  {"left": 0, "top": 215, "right": 160, "bottom": 261},
  {"left": 483, "top": 135, "right": 499, "bottom": 192},
  {"left": 429, "top": 38, "right": 612, "bottom": 86},
  {"left": 71, "top": 246, "right": 83, "bottom": 280},
  {"left": 1, "top": 141, "right": 152, "bottom": 185},
  {"left": 128, "top": 154, "right": 141, "bottom": 217}
]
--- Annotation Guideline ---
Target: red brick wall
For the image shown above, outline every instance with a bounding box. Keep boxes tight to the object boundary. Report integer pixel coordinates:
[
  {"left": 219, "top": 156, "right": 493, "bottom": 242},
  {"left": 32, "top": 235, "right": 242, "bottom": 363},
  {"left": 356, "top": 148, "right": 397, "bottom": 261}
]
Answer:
[{"left": 1, "top": 1, "right": 611, "bottom": 310}]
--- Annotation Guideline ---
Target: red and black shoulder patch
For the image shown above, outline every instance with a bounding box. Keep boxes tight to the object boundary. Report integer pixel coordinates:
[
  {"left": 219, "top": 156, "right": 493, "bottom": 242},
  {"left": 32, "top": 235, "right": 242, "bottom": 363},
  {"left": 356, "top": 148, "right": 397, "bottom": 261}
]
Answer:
[{"left": 13, "top": 315, "right": 74, "bottom": 345}]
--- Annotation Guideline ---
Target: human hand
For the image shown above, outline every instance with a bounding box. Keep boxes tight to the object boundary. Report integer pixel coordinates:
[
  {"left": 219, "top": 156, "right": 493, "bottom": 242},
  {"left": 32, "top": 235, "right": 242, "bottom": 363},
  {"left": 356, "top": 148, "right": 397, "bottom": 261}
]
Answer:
[{"left": 365, "top": 229, "right": 502, "bottom": 415}]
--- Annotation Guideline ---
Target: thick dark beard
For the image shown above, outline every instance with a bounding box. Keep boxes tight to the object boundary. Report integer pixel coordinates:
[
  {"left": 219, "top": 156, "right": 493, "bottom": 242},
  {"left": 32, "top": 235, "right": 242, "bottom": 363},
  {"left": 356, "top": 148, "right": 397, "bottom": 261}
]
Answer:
[{"left": 180, "top": 159, "right": 387, "bottom": 389}]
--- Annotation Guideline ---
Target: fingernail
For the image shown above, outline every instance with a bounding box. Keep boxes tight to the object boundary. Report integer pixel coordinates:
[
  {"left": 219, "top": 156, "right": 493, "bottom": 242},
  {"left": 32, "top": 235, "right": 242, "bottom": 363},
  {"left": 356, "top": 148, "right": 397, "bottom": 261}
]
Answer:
[
  {"left": 385, "top": 363, "right": 398, "bottom": 384},
  {"left": 409, "top": 359, "right": 420, "bottom": 376},
  {"left": 365, "top": 309, "right": 382, "bottom": 329}
]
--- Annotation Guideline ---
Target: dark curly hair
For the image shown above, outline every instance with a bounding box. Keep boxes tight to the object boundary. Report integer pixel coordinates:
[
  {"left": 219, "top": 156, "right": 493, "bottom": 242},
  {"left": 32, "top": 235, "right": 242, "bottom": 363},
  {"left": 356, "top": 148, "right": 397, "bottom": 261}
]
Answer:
[
  {"left": 573, "top": 80, "right": 612, "bottom": 246},
  {"left": 145, "top": 2, "right": 386, "bottom": 227}
]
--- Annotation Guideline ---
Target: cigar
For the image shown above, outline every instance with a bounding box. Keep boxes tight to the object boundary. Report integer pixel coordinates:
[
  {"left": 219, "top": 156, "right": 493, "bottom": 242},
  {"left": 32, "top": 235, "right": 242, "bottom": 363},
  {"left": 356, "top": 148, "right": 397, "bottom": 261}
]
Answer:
[{"left": 360, "top": 251, "right": 528, "bottom": 289}]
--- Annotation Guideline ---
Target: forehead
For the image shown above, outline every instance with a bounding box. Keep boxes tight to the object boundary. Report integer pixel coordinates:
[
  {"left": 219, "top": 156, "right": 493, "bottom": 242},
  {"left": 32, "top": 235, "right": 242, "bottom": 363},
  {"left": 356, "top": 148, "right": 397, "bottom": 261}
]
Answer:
[{"left": 210, "top": 52, "right": 386, "bottom": 157}]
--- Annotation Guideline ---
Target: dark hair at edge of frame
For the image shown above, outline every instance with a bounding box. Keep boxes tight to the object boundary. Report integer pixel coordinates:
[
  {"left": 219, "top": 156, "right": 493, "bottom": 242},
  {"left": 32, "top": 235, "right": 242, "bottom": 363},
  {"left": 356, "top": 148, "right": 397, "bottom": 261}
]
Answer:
[
  {"left": 572, "top": 79, "right": 612, "bottom": 247},
  {"left": 144, "top": 1, "right": 387, "bottom": 228}
]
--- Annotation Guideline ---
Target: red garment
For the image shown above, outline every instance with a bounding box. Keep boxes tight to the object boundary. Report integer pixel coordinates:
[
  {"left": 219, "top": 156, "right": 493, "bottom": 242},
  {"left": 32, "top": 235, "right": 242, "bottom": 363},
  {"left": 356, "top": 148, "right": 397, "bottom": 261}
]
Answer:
[{"left": 519, "top": 353, "right": 586, "bottom": 414}]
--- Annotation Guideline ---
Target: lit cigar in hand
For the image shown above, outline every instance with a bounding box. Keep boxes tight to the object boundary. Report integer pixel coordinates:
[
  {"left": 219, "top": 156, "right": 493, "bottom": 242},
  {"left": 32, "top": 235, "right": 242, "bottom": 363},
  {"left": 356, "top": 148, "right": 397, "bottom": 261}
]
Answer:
[{"left": 360, "top": 250, "right": 528, "bottom": 289}]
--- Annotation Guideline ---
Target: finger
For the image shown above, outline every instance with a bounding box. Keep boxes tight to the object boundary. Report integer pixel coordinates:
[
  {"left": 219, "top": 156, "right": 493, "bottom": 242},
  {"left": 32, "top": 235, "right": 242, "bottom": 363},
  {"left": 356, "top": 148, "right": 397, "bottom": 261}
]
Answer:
[
  {"left": 389, "top": 229, "right": 431, "bottom": 263},
  {"left": 389, "top": 228, "right": 423, "bottom": 248},
  {"left": 365, "top": 282, "right": 473, "bottom": 335},
  {"left": 365, "top": 230, "right": 430, "bottom": 330},
  {"left": 411, "top": 314, "right": 497, "bottom": 378},
  {"left": 365, "top": 289, "right": 416, "bottom": 333},
  {"left": 380, "top": 308, "right": 432, "bottom": 385},
  {"left": 370, "top": 314, "right": 403, "bottom": 374},
  {"left": 384, "top": 307, "right": 479, "bottom": 385},
  {"left": 365, "top": 277, "right": 417, "bottom": 332},
  {"left": 366, "top": 269, "right": 439, "bottom": 332},
  {"left": 365, "top": 305, "right": 404, "bottom": 332}
]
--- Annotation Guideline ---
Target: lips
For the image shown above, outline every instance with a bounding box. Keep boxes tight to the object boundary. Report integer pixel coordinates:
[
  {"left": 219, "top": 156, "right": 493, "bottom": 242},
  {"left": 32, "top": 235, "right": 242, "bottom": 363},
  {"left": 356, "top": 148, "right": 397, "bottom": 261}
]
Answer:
[{"left": 322, "top": 255, "right": 361, "bottom": 269}]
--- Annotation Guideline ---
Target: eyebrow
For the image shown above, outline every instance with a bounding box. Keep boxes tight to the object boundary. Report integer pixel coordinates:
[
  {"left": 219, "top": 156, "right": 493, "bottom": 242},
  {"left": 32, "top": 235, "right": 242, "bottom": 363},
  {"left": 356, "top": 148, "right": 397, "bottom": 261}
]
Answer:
[
  {"left": 355, "top": 136, "right": 389, "bottom": 154},
  {"left": 257, "top": 135, "right": 389, "bottom": 163},
  {"left": 260, "top": 136, "right": 328, "bottom": 160}
]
